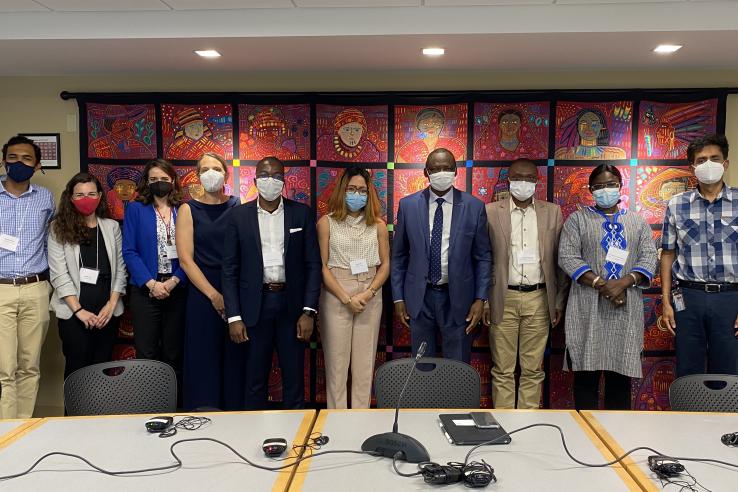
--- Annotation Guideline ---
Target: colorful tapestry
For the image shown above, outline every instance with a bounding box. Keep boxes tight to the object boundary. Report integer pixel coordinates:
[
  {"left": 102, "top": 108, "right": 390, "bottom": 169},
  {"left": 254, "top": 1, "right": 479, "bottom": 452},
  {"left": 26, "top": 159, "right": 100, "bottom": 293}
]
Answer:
[
  {"left": 473, "top": 102, "right": 550, "bottom": 161},
  {"left": 76, "top": 90, "right": 726, "bottom": 410},
  {"left": 162, "top": 104, "right": 233, "bottom": 160},
  {"left": 87, "top": 103, "right": 157, "bottom": 159},
  {"left": 554, "top": 101, "right": 633, "bottom": 160},
  {"left": 317, "top": 105, "right": 388, "bottom": 162},
  {"left": 239, "top": 104, "right": 310, "bottom": 161},
  {"left": 394, "top": 104, "right": 467, "bottom": 163},
  {"left": 638, "top": 99, "right": 718, "bottom": 160}
]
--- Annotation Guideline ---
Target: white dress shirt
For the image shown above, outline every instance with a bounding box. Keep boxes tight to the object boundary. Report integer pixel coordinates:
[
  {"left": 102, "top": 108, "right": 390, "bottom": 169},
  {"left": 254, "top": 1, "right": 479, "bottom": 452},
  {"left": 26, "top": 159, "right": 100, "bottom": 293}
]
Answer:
[
  {"left": 508, "top": 198, "right": 543, "bottom": 285},
  {"left": 429, "top": 188, "right": 453, "bottom": 285},
  {"left": 258, "top": 198, "right": 286, "bottom": 283}
]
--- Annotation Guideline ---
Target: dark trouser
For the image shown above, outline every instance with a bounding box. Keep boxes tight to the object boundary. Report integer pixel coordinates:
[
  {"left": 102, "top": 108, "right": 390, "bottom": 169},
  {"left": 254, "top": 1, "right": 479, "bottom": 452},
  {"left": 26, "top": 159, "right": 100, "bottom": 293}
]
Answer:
[
  {"left": 245, "top": 291, "right": 305, "bottom": 410},
  {"left": 58, "top": 315, "right": 118, "bottom": 380},
  {"left": 130, "top": 283, "right": 187, "bottom": 403},
  {"left": 409, "top": 287, "right": 472, "bottom": 363},
  {"left": 674, "top": 288, "right": 738, "bottom": 377},
  {"left": 573, "top": 370, "right": 631, "bottom": 410}
]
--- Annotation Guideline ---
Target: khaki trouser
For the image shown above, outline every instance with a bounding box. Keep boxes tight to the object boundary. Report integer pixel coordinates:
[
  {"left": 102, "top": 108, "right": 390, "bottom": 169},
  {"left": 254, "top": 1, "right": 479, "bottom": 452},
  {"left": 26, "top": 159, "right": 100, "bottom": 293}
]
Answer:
[
  {"left": 0, "top": 281, "right": 50, "bottom": 419},
  {"left": 490, "top": 288, "right": 549, "bottom": 409},
  {"left": 319, "top": 267, "right": 382, "bottom": 409}
]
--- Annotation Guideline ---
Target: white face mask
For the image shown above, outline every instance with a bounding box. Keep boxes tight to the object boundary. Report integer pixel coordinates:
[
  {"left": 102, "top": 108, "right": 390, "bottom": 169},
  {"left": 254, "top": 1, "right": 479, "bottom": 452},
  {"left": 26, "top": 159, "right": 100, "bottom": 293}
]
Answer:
[
  {"left": 508, "top": 180, "right": 536, "bottom": 201},
  {"left": 255, "top": 177, "right": 284, "bottom": 201},
  {"left": 199, "top": 169, "right": 225, "bottom": 193},
  {"left": 428, "top": 171, "right": 456, "bottom": 192},
  {"left": 693, "top": 159, "right": 725, "bottom": 185}
]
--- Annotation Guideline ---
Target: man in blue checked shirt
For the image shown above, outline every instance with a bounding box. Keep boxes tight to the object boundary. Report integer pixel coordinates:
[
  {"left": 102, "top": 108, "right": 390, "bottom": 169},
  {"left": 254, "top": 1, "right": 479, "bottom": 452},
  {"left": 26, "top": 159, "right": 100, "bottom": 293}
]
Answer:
[
  {"left": 0, "top": 135, "right": 55, "bottom": 419},
  {"left": 661, "top": 134, "right": 738, "bottom": 377}
]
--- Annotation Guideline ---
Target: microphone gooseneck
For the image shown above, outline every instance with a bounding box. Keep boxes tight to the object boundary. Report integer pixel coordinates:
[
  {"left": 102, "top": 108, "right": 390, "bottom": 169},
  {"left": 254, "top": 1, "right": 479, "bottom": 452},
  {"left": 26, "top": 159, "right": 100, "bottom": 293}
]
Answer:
[{"left": 392, "top": 341, "right": 427, "bottom": 433}]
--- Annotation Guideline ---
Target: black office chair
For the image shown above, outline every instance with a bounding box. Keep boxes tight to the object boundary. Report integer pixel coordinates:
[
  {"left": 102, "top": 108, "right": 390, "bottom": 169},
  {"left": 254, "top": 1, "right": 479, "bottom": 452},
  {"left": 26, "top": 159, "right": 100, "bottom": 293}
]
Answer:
[
  {"left": 373, "top": 357, "right": 481, "bottom": 409},
  {"left": 63, "top": 359, "right": 177, "bottom": 416},
  {"left": 669, "top": 374, "right": 738, "bottom": 412}
]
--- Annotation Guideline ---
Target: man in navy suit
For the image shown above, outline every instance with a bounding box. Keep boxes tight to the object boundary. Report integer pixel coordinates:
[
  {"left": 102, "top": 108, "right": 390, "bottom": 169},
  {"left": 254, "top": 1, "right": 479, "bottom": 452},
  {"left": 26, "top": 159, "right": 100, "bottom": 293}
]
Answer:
[
  {"left": 392, "top": 148, "right": 492, "bottom": 362},
  {"left": 222, "top": 156, "right": 321, "bottom": 409}
]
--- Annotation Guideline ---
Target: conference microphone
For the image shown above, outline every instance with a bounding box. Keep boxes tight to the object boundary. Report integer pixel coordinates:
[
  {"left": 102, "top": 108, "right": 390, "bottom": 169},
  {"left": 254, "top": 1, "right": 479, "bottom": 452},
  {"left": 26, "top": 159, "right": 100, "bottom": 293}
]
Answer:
[{"left": 361, "top": 341, "right": 431, "bottom": 463}]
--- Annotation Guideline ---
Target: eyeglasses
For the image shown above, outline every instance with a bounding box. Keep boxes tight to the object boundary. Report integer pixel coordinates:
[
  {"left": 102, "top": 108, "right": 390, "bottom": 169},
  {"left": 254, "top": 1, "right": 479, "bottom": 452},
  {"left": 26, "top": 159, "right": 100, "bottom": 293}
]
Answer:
[
  {"left": 346, "top": 186, "right": 368, "bottom": 196},
  {"left": 256, "top": 173, "right": 285, "bottom": 182},
  {"left": 72, "top": 192, "right": 100, "bottom": 199},
  {"left": 590, "top": 182, "right": 621, "bottom": 191}
]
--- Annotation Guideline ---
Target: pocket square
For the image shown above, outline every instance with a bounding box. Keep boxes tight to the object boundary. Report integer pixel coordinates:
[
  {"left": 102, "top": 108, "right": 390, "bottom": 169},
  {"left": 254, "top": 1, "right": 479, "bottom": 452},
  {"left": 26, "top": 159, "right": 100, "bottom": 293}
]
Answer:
[{"left": 290, "top": 228, "right": 303, "bottom": 233}]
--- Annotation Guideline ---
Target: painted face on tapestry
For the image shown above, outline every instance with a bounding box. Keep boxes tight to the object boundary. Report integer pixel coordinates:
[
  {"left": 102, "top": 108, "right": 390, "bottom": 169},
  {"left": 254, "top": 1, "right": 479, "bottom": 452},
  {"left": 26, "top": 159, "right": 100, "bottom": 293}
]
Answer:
[
  {"left": 338, "top": 122, "right": 364, "bottom": 147},
  {"left": 577, "top": 112, "right": 603, "bottom": 142},
  {"left": 658, "top": 180, "right": 687, "bottom": 202},
  {"left": 499, "top": 113, "right": 521, "bottom": 140},
  {"left": 184, "top": 121, "right": 205, "bottom": 140},
  {"left": 110, "top": 119, "right": 133, "bottom": 140},
  {"left": 114, "top": 179, "right": 137, "bottom": 201},
  {"left": 417, "top": 113, "right": 444, "bottom": 138}
]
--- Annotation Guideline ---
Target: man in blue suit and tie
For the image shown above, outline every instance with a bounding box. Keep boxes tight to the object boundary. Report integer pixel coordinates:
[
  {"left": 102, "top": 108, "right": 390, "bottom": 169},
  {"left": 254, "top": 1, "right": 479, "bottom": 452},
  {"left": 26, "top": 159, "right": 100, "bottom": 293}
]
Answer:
[
  {"left": 222, "top": 156, "right": 321, "bottom": 409},
  {"left": 392, "top": 148, "right": 492, "bottom": 362}
]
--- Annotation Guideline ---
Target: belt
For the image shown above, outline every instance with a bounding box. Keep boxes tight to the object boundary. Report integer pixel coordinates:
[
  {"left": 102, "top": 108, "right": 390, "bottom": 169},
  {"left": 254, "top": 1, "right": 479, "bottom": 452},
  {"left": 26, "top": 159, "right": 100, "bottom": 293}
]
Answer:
[
  {"left": 678, "top": 280, "right": 738, "bottom": 293},
  {"left": 507, "top": 283, "right": 546, "bottom": 292},
  {"left": 0, "top": 272, "right": 49, "bottom": 286},
  {"left": 264, "top": 282, "right": 286, "bottom": 292},
  {"left": 427, "top": 283, "right": 449, "bottom": 291}
]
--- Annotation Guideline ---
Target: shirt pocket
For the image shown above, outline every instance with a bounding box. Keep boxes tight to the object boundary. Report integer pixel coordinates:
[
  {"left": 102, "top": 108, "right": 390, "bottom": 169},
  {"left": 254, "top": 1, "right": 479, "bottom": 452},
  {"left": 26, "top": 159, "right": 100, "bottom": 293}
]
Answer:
[
  {"left": 675, "top": 218, "right": 701, "bottom": 246},
  {"left": 720, "top": 216, "right": 738, "bottom": 243}
]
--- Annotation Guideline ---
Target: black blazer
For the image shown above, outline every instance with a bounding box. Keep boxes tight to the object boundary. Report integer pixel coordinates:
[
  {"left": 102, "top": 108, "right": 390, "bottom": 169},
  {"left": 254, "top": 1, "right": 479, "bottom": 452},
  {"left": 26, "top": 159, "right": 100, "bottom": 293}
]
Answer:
[{"left": 222, "top": 198, "right": 321, "bottom": 327}]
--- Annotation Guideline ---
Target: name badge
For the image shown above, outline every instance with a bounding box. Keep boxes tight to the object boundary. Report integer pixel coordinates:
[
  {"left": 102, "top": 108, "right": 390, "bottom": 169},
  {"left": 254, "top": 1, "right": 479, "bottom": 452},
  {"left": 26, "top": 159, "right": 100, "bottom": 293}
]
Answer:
[
  {"left": 605, "top": 246, "right": 629, "bottom": 265},
  {"left": 0, "top": 234, "right": 19, "bottom": 252},
  {"left": 79, "top": 267, "right": 100, "bottom": 285},
  {"left": 517, "top": 249, "right": 538, "bottom": 265},
  {"left": 165, "top": 245, "right": 178, "bottom": 260},
  {"left": 672, "top": 288, "right": 686, "bottom": 312},
  {"left": 350, "top": 259, "right": 369, "bottom": 275},
  {"left": 263, "top": 250, "right": 284, "bottom": 268}
]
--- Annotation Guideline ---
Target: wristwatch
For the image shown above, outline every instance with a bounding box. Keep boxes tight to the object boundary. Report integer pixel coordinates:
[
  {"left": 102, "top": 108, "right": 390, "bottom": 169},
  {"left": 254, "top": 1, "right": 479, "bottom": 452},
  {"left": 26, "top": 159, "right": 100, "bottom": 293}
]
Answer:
[{"left": 302, "top": 309, "right": 317, "bottom": 319}]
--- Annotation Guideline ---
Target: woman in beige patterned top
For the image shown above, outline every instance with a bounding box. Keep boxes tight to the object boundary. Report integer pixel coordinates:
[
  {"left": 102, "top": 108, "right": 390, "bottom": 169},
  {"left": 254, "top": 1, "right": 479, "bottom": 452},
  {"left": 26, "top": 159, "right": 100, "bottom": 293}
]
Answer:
[{"left": 317, "top": 167, "right": 390, "bottom": 408}]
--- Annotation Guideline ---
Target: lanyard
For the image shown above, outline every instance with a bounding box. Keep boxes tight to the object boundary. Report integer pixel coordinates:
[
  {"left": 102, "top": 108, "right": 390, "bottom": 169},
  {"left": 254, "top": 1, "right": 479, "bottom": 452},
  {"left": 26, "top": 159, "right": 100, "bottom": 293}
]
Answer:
[
  {"left": 79, "top": 226, "right": 99, "bottom": 270},
  {"left": 155, "top": 206, "right": 175, "bottom": 245}
]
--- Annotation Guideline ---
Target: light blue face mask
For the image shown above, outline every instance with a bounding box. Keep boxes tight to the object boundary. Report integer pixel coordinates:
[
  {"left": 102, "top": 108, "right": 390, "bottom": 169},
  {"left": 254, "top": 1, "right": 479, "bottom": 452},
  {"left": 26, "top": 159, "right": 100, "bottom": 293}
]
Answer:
[
  {"left": 592, "top": 188, "right": 621, "bottom": 208},
  {"left": 345, "top": 192, "right": 368, "bottom": 212}
]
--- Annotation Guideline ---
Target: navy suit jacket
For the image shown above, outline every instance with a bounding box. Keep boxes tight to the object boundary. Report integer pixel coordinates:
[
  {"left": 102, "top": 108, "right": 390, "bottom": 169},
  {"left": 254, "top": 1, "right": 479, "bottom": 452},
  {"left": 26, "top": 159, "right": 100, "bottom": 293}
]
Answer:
[
  {"left": 391, "top": 187, "right": 492, "bottom": 325},
  {"left": 222, "top": 198, "right": 322, "bottom": 328}
]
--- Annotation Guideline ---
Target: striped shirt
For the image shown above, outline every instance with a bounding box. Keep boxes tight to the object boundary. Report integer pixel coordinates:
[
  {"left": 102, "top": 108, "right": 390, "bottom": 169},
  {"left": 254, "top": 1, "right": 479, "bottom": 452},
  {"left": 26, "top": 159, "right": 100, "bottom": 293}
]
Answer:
[
  {"left": 0, "top": 178, "right": 55, "bottom": 278},
  {"left": 662, "top": 185, "right": 738, "bottom": 283}
]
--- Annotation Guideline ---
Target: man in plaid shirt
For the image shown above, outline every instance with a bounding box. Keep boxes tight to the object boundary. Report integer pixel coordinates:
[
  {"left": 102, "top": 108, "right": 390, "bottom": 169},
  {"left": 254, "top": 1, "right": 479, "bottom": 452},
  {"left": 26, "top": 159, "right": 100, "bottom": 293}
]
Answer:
[{"left": 661, "top": 134, "right": 738, "bottom": 377}]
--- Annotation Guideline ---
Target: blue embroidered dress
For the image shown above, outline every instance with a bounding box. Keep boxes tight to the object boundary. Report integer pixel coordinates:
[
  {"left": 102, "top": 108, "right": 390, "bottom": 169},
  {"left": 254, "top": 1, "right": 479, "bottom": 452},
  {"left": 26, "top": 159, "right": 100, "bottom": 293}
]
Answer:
[{"left": 558, "top": 206, "right": 658, "bottom": 378}]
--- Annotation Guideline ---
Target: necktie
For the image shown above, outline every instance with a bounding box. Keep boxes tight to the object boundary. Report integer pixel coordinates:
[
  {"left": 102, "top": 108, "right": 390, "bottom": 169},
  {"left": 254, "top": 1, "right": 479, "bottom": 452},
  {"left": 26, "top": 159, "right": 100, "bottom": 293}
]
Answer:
[{"left": 429, "top": 197, "right": 445, "bottom": 285}]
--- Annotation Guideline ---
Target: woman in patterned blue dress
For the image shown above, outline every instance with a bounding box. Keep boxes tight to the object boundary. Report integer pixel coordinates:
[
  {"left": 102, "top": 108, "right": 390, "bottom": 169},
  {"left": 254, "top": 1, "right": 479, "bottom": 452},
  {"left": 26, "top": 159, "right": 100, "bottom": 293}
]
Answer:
[{"left": 559, "top": 164, "right": 658, "bottom": 410}]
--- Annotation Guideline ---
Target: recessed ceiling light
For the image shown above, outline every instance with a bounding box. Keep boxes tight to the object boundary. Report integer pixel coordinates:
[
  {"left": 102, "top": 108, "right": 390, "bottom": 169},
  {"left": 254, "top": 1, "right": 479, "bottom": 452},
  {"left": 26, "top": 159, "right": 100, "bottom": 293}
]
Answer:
[
  {"left": 422, "top": 47, "right": 445, "bottom": 56},
  {"left": 194, "top": 50, "right": 221, "bottom": 58},
  {"left": 653, "top": 44, "right": 682, "bottom": 54}
]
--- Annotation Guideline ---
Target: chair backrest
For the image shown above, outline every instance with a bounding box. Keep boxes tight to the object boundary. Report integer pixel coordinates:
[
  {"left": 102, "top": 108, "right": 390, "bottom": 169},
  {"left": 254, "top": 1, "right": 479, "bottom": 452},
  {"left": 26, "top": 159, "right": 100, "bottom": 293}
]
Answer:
[
  {"left": 669, "top": 374, "right": 738, "bottom": 412},
  {"left": 63, "top": 359, "right": 177, "bottom": 416},
  {"left": 374, "top": 357, "right": 480, "bottom": 409}
]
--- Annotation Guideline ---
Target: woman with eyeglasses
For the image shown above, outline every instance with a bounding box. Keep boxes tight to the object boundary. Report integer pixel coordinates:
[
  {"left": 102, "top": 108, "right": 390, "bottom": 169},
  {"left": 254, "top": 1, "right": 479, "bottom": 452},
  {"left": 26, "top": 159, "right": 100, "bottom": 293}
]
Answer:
[
  {"left": 48, "top": 173, "right": 127, "bottom": 378},
  {"left": 318, "top": 167, "right": 389, "bottom": 409},
  {"left": 175, "top": 153, "right": 245, "bottom": 410},
  {"left": 122, "top": 159, "right": 188, "bottom": 399},
  {"left": 558, "top": 164, "right": 657, "bottom": 410}
]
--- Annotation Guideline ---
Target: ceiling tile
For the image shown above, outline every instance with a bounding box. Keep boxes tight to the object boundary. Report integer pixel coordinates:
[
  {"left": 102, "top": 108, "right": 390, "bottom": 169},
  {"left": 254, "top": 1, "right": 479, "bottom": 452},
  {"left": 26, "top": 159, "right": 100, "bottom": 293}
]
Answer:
[
  {"left": 293, "top": 0, "right": 421, "bottom": 6},
  {"left": 0, "top": 0, "right": 51, "bottom": 11},
  {"left": 35, "top": 0, "right": 170, "bottom": 11},
  {"left": 425, "top": 1, "right": 552, "bottom": 5},
  {"left": 555, "top": 0, "right": 683, "bottom": 4},
  {"left": 164, "top": 0, "right": 294, "bottom": 8}
]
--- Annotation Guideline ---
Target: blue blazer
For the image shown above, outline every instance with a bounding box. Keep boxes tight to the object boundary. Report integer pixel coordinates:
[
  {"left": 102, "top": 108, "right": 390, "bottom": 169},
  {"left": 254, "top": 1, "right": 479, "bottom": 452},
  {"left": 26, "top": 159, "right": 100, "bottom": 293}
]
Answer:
[
  {"left": 391, "top": 188, "right": 492, "bottom": 325},
  {"left": 221, "top": 198, "right": 322, "bottom": 328},
  {"left": 122, "top": 200, "right": 187, "bottom": 288}
]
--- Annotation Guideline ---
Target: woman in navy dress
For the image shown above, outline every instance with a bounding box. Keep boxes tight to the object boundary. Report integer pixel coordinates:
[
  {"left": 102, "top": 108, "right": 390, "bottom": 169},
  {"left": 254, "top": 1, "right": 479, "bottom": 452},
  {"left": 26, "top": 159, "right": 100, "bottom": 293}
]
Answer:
[{"left": 176, "top": 153, "right": 245, "bottom": 410}]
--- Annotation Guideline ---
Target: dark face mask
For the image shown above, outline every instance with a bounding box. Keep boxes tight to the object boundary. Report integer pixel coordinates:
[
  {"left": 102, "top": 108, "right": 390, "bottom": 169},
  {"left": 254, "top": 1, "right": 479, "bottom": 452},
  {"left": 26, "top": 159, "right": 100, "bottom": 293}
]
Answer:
[
  {"left": 148, "top": 181, "right": 173, "bottom": 198},
  {"left": 5, "top": 161, "right": 36, "bottom": 183}
]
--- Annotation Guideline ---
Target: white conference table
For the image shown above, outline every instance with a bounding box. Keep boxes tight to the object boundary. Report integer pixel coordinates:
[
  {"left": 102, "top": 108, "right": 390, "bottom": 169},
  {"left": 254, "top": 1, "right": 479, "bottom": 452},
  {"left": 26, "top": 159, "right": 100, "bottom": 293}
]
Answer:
[
  {"left": 0, "top": 410, "right": 315, "bottom": 492},
  {"left": 0, "top": 418, "right": 39, "bottom": 449},
  {"left": 290, "top": 409, "right": 640, "bottom": 491},
  {"left": 582, "top": 410, "right": 738, "bottom": 492}
]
